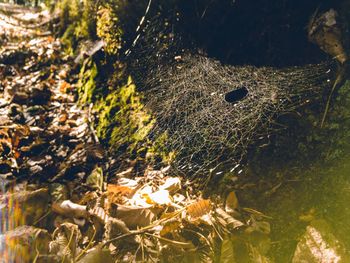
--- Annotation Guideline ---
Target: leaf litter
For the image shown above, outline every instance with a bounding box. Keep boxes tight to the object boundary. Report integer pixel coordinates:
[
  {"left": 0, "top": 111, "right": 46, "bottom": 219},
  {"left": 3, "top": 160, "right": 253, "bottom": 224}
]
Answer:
[{"left": 0, "top": 4, "right": 271, "bottom": 263}]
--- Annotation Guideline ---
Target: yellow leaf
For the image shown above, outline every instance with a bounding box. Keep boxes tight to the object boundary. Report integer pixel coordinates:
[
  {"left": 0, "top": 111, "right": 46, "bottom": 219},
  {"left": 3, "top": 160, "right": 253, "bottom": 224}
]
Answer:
[
  {"left": 186, "top": 199, "right": 212, "bottom": 218},
  {"left": 160, "top": 220, "right": 181, "bottom": 237},
  {"left": 225, "top": 191, "right": 239, "bottom": 212}
]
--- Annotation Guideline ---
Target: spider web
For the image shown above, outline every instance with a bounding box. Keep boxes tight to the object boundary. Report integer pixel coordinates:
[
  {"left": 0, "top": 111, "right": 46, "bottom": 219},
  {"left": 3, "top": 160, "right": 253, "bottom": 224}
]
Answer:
[{"left": 126, "top": 5, "right": 336, "bottom": 177}]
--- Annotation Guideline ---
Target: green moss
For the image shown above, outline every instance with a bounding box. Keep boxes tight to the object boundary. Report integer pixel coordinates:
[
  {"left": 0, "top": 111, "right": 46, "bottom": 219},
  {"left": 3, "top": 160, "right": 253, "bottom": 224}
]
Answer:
[
  {"left": 78, "top": 59, "right": 99, "bottom": 104},
  {"left": 80, "top": 0, "right": 98, "bottom": 40},
  {"left": 148, "top": 132, "right": 175, "bottom": 164},
  {"left": 61, "top": 0, "right": 173, "bottom": 164},
  {"left": 95, "top": 76, "right": 154, "bottom": 152},
  {"left": 57, "top": 0, "right": 98, "bottom": 54},
  {"left": 77, "top": 61, "right": 173, "bottom": 163}
]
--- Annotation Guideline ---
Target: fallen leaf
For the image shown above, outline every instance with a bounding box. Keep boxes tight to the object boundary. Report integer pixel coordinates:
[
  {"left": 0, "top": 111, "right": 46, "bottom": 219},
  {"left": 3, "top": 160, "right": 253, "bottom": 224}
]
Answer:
[
  {"left": 187, "top": 199, "right": 212, "bottom": 219},
  {"left": 225, "top": 191, "right": 239, "bottom": 212},
  {"left": 86, "top": 166, "right": 103, "bottom": 191},
  {"left": 111, "top": 204, "right": 160, "bottom": 229},
  {"left": 50, "top": 223, "right": 82, "bottom": 260},
  {"left": 60, "top": 81, "right": 71, "bottom": 92},
  {"left": 160, "top": 220, "right": 181, "bottom": 237},
  {"left": 159, "top": 177, "right": 181, "bottom": 194},
  {"left": 107, "top": 184, "right": 134, "bottom": 197},
  {"left": 52, "top": 200, "right": 88, "bottom": 219},
  {"left": 144, "top": 189, "right": 172, "bottom": 205},
  {"left": 58, "top": 111, "right": 68, "bottom": 124},
  {"left": 216, "top": 208, "right": 245, "bottom": 229}
]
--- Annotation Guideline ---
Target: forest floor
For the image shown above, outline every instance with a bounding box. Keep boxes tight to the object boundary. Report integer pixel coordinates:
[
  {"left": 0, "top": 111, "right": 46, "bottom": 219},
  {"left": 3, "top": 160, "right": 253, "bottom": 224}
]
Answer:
[
  {"left": 2, "top": 4, "right": 348, "bottom": 263},
  {"left": 0, "top": 4, "right": 272, "bottom": 263}
]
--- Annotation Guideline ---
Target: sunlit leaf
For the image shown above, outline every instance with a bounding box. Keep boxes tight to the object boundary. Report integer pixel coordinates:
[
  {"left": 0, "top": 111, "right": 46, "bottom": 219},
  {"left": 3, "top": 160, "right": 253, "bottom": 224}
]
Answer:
[
  {"left": 145, "top": 189, "right": 172, "bottom": 205},
  {"left": 187, "top": 199, "right": 212, "bottom": 219},
  {"left": 159, "top": 177, "right": 181, "bottom": 193},
  {"left": 107, "top": 184, "right": 134, "bottom": 197}
]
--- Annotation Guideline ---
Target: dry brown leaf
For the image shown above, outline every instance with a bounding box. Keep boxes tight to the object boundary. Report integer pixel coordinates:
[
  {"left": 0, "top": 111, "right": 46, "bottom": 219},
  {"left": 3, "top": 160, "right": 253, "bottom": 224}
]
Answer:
[
  {"left": 107, "top": 184, "right": 134, "bottom": 197},
  {"left": 225, "top": 191, "right": 239, "bottom": 212},
  {"left": 186, "top": 199, "right": 212, "bottom": 219},
  {"left": 50, "top": 223, "right": 82, "bottom": 260},
  {"left": 160, "top": 220, "right": 181, "bottom": 237},
  {"left": 0, "top": 128, "right": 10, "bottom": 139},
  {"left": 13, "top": 149, "right": 20, "bottom": 159},
  {"left": 58, "top": 111, "right": 68, "bottom": 124},
  {"left": 160, "top": 211, "right": 181, "bottom": 220},
  {"left": 10, "top": 124, "right": 30, "bottom": 148},
  {"left": 0, "top": 138, "right": 12, "bottom": 155},
  {"left": 216, "top": 208, "right": 245, "bottom": 229},
  {"left": 106, "top": 184, "right": 135, "bottom": 206},
  {"left": 47, "top": 36, "right": 55, "bottom": 43},
  {"left": 112, "top": 204, "right": 160, "bottom": 229},
  {"left": 60, "top": 81, "right": 71, "bottom": 93},
  {"left": 48, "top": 78, "right": 56, "bottom": 85}
]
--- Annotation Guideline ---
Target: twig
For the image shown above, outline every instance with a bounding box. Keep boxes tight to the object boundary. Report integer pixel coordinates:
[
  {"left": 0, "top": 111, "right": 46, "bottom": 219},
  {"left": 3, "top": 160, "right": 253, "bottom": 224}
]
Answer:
[
  {"left": 75, "top": 226, "right": 97, "bottom": 261},
  {"left": 144, "top": 232, "right": 194, "bottom": 248},
  {"left": 61, "top": 229, "right": 75, "bottom": 263},
  {"left": 33, "top": 210, "right": 51, "bottom": 225},
  {"left": 103, "top": 208, "right": 186, "bottom": 247},
  {"left": 320, "top": 65, "right": 346, "bottom": 127},
  {"left": 33, "top": 236, "right": 41, "bottom": 263}
]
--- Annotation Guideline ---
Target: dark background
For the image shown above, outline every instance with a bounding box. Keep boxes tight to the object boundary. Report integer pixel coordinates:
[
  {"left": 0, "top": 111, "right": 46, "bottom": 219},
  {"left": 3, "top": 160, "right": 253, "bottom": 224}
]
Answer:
[{"left": 176, "top": 0, "right": 343, "bottom": 66}]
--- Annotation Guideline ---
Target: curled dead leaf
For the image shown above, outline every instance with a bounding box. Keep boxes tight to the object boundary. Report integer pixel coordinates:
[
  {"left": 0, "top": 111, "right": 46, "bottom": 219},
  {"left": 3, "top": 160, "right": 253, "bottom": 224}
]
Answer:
[
  {"left": 50, "top": 223, "right": 82, "bottom": 261},
  {"left": 110, "top": 204, "right": 161, "bottom": 229},
  {"left": 52, "top": 200, "right": 88, "bottom": 219},
  {"left": 216, "top": 208, "right": 245, "bottom": 229}
]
